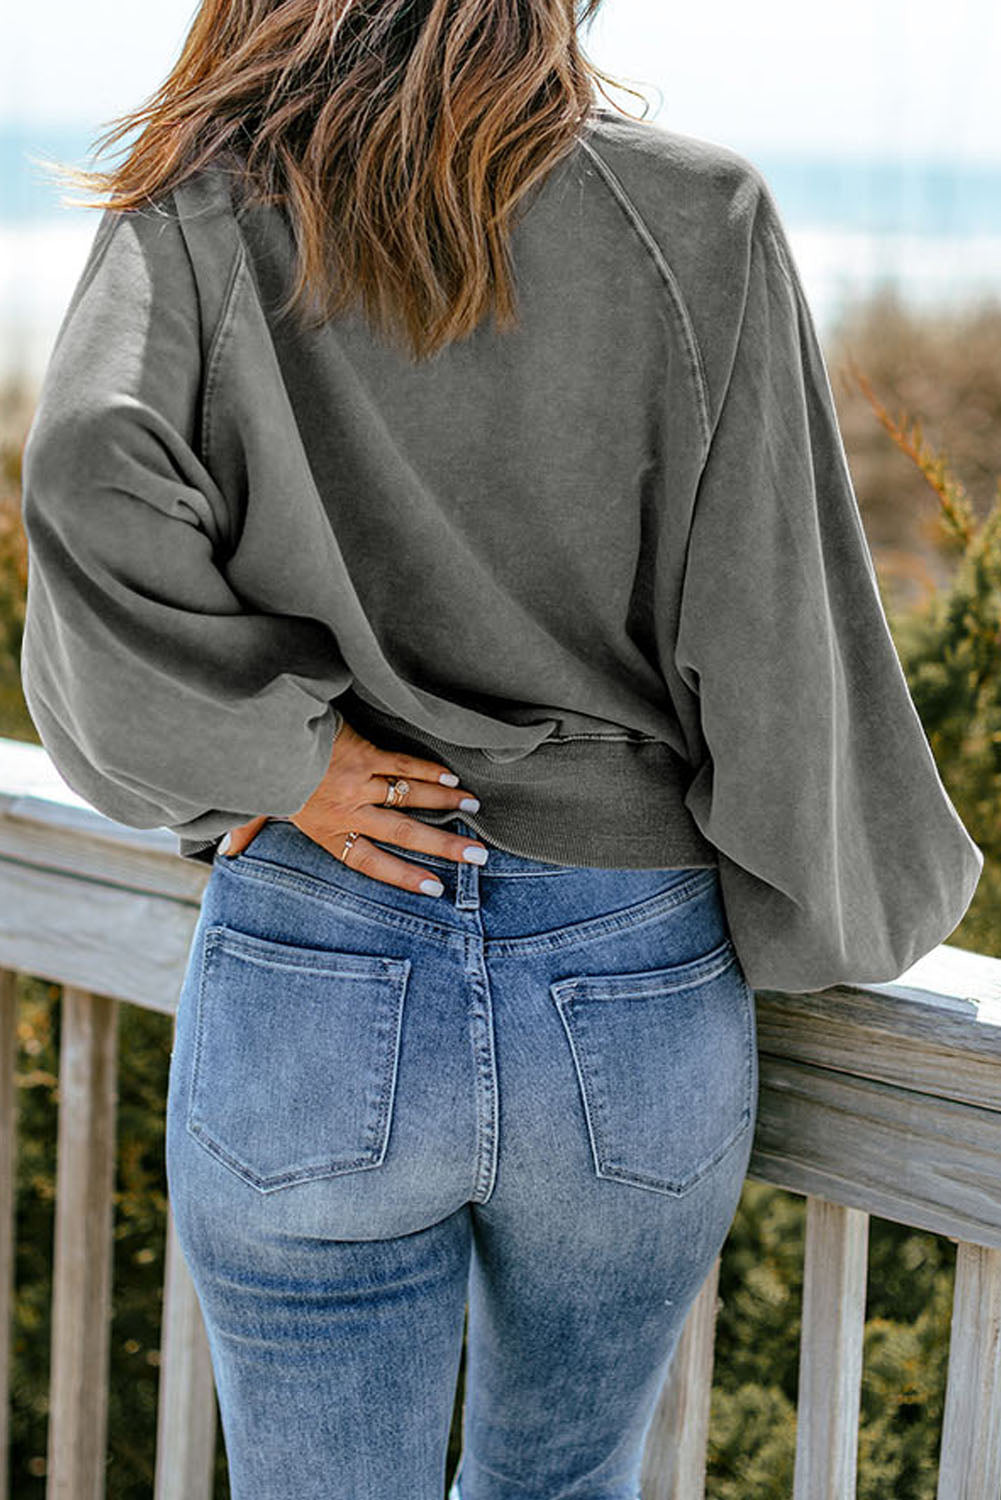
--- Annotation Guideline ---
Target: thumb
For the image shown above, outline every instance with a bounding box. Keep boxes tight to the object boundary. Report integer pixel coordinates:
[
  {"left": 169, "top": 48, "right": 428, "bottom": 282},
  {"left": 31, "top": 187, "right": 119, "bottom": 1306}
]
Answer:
[{"left": 218, "top": 814, "right": 271, "bottom": 858}]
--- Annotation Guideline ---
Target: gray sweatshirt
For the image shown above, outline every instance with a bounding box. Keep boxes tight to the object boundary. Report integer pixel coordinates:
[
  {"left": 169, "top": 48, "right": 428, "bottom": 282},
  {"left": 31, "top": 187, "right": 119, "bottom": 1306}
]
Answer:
[{"left": 18, "top": 106, "right": 983, "bottom": 993}]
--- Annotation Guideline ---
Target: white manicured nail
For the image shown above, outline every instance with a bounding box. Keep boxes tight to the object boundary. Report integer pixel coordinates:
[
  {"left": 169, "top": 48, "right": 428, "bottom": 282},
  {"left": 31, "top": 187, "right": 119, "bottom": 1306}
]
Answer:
[
  {"left": 463, "top": 845, "right": 488, "bottom": 865},
  {"left": 420, "top": 877, "right": 444, "bottom": 896},
  {"left": 218, "top": 832, "right": 232, "bottom": 854},
  {"left": 439, "top": 773, "right": 460, "bottom": 786},
  {"left": 459, "top": 797, "right": 480, "bottom": 812}
]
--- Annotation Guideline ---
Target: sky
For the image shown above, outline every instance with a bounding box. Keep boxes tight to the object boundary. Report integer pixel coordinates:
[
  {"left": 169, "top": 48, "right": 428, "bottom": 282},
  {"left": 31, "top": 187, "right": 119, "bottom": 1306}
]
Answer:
[{"left": 3, "top": 0, "right": 1001, "bottom": 165}]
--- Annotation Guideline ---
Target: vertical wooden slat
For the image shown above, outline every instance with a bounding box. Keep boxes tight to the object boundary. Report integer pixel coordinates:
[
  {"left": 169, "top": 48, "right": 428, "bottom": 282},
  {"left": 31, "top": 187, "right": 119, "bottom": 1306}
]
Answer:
[
  {"left": 0, "top": 968, "right": 18, "bottom": 1500},
  {"left": 154, "top": 1204, "right": 217, "bottom": 1500},
  {"left": 45, "top": 988, "right": 118, "bottom": 1500},
  {"left": 793, "top": 1196, "right": 868, "bottom": 1500},
  {"left": 936, "top": 1240, "right": 1001, "bottom": 1499},
  {"left": 640, "top": 1254, "right": 721, "bottom": 1500}
]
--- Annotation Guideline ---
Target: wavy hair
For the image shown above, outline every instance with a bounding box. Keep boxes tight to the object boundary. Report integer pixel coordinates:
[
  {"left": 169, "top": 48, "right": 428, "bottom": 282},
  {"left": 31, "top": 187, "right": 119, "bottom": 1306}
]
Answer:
[{"left": 38, "top": 0, "right": 647, "bottom": 360}]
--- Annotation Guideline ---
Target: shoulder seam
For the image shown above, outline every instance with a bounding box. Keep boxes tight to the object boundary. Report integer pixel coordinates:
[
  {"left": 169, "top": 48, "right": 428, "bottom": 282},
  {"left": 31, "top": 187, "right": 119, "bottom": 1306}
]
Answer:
[{"left": 578, "top": 136, "right": 712, "bottom": 452}]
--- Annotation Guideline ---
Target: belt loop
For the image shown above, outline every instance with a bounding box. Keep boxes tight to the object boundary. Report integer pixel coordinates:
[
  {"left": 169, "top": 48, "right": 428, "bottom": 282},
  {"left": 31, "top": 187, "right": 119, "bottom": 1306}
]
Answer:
[{"left": 455, "top": 858, "right": 481, "bottom": 909}]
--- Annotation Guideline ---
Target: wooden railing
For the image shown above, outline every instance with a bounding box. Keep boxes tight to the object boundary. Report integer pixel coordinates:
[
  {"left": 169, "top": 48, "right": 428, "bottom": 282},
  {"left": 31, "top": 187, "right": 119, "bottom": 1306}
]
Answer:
[{"left": 2, "top": 733, "right": 1000, "bottom": 1500}]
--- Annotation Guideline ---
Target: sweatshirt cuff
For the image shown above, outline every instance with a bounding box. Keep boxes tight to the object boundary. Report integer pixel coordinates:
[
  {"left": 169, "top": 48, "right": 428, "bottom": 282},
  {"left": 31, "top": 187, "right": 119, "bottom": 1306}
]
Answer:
[{"left": 167, "top": 705, "right": 344, "bottom": 849}]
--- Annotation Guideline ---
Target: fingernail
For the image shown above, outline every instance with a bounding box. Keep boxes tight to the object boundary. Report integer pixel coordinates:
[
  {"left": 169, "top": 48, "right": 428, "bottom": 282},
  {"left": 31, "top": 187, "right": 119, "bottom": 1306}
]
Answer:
[
  {"left": 218, "top": 832, "right": 232, "bottom": 855},
  {"left": 439, "top": 773, "right": 460, "bottom": 786},
  {"left": 459, "top": 797, "right": 480, "bottom": 812},
  {"left": 463, "top": 845, "right": 488, "bottom": 865},
  {"left": 420, "top": 877, "right": 444, "bottom": 896}
]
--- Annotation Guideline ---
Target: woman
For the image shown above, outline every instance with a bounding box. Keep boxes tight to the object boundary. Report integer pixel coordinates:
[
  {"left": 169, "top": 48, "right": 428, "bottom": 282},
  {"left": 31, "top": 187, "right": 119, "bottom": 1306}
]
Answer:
[{"left": 18, "top": 0, "right": 982, "bottom": 1494}]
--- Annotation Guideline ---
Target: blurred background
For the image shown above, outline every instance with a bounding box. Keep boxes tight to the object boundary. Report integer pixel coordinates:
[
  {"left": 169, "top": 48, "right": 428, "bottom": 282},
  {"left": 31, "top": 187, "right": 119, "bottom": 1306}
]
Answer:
[
  {"left": 4, "top": 0, "right": 1001, "bottom": 610},
  {"left": 1, "top": 2, "right": 999, "bottom": 1496},
  {"left": 4, "top": 0, "right": 1001, "bottom": 376}
]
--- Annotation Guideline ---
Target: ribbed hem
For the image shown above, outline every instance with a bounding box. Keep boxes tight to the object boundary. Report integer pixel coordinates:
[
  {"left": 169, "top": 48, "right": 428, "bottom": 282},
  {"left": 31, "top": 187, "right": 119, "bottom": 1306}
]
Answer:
[
  {"left": 174, "top": 711, "right": 344, "bottom": 866},
  {"left": 342, "top": 698, "right": 719, "bottom": 871},
  {"left": 177, "top": 834, "right": 221, "bottom": 865}
]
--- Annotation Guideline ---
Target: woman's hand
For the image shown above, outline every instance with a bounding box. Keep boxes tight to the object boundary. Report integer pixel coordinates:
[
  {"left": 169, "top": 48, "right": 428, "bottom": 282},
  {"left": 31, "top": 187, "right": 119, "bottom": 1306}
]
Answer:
[{"left": 218, "top": 718, "right": 487, "bottom": 895}]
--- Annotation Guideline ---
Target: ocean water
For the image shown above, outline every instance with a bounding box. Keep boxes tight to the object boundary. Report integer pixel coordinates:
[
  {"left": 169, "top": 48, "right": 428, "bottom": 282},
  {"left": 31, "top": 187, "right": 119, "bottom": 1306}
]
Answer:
[{"left": 3, "top": 123, "right": 1001, "bottom": 386}]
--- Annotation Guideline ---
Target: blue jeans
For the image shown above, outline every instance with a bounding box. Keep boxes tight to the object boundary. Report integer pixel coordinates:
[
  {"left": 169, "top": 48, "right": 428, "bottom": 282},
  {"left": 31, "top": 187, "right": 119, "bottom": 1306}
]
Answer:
[{"left": 165, "top": 816, "right": 759, "bottom": 1500}]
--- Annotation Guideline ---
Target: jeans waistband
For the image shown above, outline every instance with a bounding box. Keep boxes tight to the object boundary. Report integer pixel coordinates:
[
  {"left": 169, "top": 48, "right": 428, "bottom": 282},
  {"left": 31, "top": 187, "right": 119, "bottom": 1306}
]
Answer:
[{"left": 227, "top": 816, "right": 713, "bottom": 928}]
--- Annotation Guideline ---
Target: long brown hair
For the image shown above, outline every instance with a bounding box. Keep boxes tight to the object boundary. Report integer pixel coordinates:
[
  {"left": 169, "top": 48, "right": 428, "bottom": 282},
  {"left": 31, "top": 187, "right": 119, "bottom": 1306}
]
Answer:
[{"left": 37, "top": 0, "right": 647, "bottom": 361}]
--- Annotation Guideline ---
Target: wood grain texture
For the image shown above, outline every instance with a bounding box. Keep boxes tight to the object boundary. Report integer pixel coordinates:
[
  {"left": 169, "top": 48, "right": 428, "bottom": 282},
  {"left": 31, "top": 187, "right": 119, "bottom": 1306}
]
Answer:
[
  {"left": 936, "top": 1241, "right": 1001, "bottom": 1499},
  {"left": 748, "top": 1053, "right": 1001, "bottom": 1249},
  {"left": 45, "top": 989, "right": 118, "bottom": 1500},
  {"left": 793, "top": 1197, "right": 868, "bottom": 1500}
]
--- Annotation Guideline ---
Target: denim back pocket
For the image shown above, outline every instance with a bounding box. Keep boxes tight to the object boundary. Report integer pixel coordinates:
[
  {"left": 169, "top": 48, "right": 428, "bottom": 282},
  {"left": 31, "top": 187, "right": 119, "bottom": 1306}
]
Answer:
[
  {"left": 187, "top": 924, "right": 411, "bottom": 1193},
  {"left": 550, "top": 936, "right": 756, "bottom": 1198}
]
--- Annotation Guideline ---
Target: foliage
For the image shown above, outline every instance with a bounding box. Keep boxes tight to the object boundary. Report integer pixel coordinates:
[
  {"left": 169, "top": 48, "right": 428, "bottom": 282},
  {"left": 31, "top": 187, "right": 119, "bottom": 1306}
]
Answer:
[
  {"left": 847, "top": 365, "right": 1001, "bottom": 964},
  {"left": 0, "top": 378, "right": 30, "bottom": 738}
]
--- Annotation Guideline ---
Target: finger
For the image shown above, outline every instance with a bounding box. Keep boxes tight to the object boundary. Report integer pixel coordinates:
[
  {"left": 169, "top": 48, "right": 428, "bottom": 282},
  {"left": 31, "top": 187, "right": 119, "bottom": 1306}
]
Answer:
[
  {"left": 368, "top": 747, "right": 463, "bottom": 787},
  {"left": 220, "top": 814, "right": 270, "bottom": 858},
  {"left": 369, "top": 772, "right": 480, "bottom": 812},
  {"left": 354, "top": 806, "right": 488, "bottom": 866},
  {"left": 314, "top": 831, "right": 448, "bottom": 897}
]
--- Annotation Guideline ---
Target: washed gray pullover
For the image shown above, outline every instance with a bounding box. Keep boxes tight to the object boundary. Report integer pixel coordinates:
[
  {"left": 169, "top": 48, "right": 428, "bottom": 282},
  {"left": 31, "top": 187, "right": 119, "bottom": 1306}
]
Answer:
[{"left": 18, "top": 107, "right": 983, "bottom": 993}]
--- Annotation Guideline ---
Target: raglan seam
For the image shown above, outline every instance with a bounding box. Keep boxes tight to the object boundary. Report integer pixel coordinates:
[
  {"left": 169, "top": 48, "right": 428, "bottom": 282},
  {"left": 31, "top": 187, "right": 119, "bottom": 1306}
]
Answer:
[
  {"left": 577, "top": 136, "right": 712, "bottom": 454},
  {"left": 760, "top": 206, "right": 797, "bottom": 296},
  {"left": 169, "top": 174, "right": 246, "bottom": 554},
  {"left": 688, "top": 178, "right": 775, "bottom": 486},
  {"left": 671, "top": 182, "right": 770, "bottom": 694},
  {"left": 201, "top": 242, "right": 249, "bottom": 485}
]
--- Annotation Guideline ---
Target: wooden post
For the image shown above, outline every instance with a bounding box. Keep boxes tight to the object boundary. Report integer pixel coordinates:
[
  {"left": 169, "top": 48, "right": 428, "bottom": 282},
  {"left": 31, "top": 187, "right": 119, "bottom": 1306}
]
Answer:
[
  {"left": 793, "top": 1196, "right": 868, "bottom": 1500},
  {"left": 936, "top": 1240, "right": 1001, "bottom": 1499},
  {"left": 45, "top": 988, "right": 118, "bottom": 1500}
]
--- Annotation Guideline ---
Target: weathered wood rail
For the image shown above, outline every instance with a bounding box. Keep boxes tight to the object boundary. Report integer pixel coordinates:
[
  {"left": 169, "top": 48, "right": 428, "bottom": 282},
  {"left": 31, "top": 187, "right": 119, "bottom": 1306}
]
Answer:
[{"left": 1, "top": 733, "right": 999, "bottom": 1500}]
